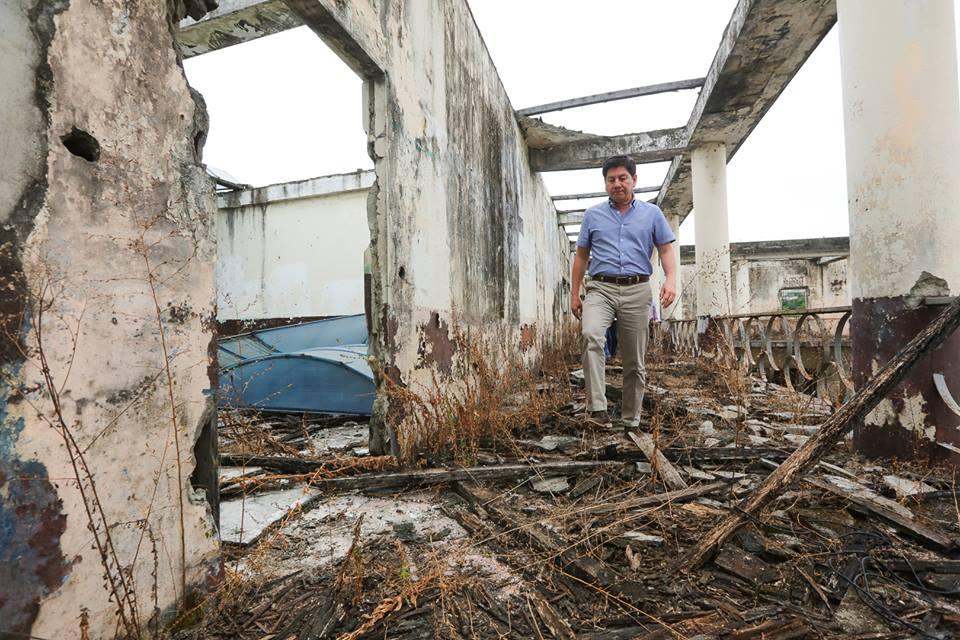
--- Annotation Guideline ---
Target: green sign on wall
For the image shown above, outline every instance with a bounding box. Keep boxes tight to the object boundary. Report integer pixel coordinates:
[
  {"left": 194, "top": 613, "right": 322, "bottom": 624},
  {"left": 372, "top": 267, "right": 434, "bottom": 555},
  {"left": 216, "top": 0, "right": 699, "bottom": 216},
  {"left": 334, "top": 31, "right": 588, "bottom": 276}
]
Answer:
[{"left": 780, "top": 288, "right": 807, "bottom": 311}]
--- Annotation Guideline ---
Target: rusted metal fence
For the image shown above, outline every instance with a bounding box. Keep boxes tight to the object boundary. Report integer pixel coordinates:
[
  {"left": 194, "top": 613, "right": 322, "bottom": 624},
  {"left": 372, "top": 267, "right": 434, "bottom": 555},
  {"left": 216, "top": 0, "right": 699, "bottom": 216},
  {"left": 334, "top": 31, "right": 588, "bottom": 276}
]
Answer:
[{"left": 664, "top": 306, "right": 854, "bottom": 403}]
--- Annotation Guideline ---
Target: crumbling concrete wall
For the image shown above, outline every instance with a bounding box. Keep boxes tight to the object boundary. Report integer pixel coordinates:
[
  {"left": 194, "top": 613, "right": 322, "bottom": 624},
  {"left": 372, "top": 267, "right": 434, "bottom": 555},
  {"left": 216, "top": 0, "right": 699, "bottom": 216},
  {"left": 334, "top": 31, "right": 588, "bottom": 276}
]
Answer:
[
  {"left": 217, "top": 171, "right": 373, "bottom": 322},
  {"left": 679, "top": 257, "right": 850, "bottom": 317},
  {"left": 298, "top": 1, "right": 570, "bottom": 451},
  {"left": 738, "top": 257, "right": 849, "bottom": 313},
  {"left": 179, "top": 0, "right": 570, "bottom": 452},
  {"left": 1, "top": 1, "right": 218, "bottom": 637}
]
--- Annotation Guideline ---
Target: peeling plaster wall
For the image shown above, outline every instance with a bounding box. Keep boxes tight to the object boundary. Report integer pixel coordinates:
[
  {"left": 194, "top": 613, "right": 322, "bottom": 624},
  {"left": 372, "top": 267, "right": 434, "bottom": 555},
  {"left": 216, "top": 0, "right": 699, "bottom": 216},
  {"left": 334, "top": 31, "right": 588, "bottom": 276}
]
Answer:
[
  {"left": 1, "top": 1, "right": 218, "bottom": 637},
  {"left": 680, "top": 257, "right": 850, "bottom": 316},
  {"left": 738, "top": 258, "right": 849, "bottom": 313},
  {"left": 217, "top": 187, "right": 370, "bottom": 320},
  {"left": 321, "top": 0, "right": 571, "bottom": 449}
]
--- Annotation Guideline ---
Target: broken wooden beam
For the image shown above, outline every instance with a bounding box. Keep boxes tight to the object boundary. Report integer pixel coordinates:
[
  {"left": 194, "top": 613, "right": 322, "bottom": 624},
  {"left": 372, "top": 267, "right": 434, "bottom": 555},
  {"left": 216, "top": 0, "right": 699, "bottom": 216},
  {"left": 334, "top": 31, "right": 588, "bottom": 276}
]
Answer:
[
  {"left": 221, "top": 455, "right": 624, "bottom": 492},
  {"left": 679, "top": 295, "right": 960, "bottom": 571},
  {"left": 577, "top": 445, "right": 793, "bottom": 464},
  {"left": 757, "top": 459, "right": 960, "bottom": 554},
  {"left": 626, "top": 431, "right": 688, "bottom": 491},
  {"left": 577, "top": 481, "right": 725, "bottom": 516}
]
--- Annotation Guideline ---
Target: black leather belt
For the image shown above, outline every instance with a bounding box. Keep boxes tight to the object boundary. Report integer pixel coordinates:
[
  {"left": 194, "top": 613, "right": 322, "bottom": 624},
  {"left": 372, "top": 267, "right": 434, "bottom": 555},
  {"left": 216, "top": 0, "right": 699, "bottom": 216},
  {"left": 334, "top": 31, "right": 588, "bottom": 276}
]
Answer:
[{"left": 592, "top": 274, "right": 649, "bottom": 285}]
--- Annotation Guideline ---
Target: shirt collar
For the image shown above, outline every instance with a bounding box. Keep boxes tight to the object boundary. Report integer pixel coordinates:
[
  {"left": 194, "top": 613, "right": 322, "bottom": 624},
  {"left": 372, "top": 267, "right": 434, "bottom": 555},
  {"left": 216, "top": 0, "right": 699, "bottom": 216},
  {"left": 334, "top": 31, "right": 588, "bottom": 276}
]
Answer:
[{"left": 608, "top": 198, "right": 637, "bottom": 211}]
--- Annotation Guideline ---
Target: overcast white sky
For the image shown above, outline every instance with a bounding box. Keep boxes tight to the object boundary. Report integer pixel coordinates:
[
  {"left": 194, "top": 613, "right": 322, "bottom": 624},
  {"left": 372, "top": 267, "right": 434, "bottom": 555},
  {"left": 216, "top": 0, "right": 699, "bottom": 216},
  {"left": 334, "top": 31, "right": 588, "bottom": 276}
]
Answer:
[{"left": 184, "top": 1, "right": 960, "bottom": 246}]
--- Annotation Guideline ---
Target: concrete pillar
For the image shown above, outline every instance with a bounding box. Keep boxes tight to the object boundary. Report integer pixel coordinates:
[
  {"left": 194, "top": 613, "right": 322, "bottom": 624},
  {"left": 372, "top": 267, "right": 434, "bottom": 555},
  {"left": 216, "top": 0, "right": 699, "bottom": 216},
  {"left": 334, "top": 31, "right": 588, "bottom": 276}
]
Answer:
[
  {"left": 838, "top": 0, "right": 960, "bottom": 460},
  {"left": 691, "top": 142, "right": 732, "bottom": 319},
  {"left": 662, "top": 212, "right": 683, "bottom": 320},
  {"left": 732, "top": 259, "right": 751, "bottom": 314},
  {"left": 650, "top": 250, "right": 664, "bottom": 320}
]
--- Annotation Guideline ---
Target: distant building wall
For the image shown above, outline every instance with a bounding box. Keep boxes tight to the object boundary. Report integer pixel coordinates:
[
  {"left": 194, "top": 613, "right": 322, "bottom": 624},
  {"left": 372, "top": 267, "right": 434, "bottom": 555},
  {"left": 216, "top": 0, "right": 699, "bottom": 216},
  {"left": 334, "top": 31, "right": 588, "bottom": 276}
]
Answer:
[
  {"left": 216, "top": 171, "right": 372, "bottom": 322},
  {"left": 678, "top": 238, "right": 850, "bottom": 317}
]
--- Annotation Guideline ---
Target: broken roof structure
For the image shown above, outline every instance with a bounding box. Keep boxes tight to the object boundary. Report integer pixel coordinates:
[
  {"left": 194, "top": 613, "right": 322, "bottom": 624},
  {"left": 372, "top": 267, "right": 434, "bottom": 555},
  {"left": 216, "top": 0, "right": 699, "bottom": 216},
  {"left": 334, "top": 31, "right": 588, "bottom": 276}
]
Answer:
[{"left": 2, "top": 0, "right": 958, "bottom": 637}]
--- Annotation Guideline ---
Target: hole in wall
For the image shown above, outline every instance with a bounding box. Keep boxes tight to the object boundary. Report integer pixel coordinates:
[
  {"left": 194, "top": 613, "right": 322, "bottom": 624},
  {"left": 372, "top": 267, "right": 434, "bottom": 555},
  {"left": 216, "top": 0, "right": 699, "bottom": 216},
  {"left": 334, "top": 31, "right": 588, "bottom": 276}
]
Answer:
[
  {"left": 61, "top": 127, "right": 100, "bottom": 162},
  {"left": 398, "top": 265, "right": 406, "bottom": 280}
]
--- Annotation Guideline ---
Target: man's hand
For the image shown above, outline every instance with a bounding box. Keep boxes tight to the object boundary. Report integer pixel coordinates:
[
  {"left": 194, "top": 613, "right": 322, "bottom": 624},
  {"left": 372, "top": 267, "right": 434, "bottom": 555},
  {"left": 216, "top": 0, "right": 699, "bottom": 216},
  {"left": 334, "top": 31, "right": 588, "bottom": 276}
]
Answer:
[
  {"left": 572, "top": 296, "right": 583, "bottom": 320},
  {"left": 659, "top": 281, "right": 677, "bottom": 308}
]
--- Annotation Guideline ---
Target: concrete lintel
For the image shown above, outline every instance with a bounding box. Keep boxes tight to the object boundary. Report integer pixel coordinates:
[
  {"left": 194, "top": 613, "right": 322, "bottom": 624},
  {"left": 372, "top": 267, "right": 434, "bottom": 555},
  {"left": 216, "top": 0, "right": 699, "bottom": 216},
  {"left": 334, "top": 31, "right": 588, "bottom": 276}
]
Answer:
[
  {"left": 551, "top": 186, "right": 659, "bottom": 201},
  {"left": 558, "top": 212, "right": 584, "bottom": 226},
  {"left": 517, "top": 77, "right": 705, "bottom": 117},
  {"left": 177, "top": 0, "right": 302, "bottom": 58},
  {"left": 285, "top": 0, "right": 386, "bottom": 78},
  {"left": 658, "top": 0, "right": 837, "bottom": 221},
  {"left": 218, "top": 169, "right": 375, "bottom": 209},
  {"left": 679, "top": 236, "right": 850, "bottom": 265},
  {"left": 530, "top": 127, "right": 687, "bottom": 172}
]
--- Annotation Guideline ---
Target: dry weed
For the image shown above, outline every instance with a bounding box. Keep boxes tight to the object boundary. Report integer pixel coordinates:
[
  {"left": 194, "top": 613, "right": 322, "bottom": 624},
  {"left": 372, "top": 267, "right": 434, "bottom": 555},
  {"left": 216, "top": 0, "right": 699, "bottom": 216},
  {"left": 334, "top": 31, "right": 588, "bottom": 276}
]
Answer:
[{"left": 384, "top": 323, "right": 578, "bottom": 464}]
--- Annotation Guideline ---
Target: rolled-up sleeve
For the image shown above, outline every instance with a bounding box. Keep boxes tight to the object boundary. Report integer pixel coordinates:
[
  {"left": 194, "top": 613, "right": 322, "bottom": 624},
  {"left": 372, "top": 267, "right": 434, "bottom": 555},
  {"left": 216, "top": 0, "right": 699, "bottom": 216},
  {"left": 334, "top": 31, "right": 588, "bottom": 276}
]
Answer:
[
  {"left": 652, "top": 207, "right": 676, "bottom": 245},
  {"left": 576, "top": 211, "right": 592, "bottom": 248}
]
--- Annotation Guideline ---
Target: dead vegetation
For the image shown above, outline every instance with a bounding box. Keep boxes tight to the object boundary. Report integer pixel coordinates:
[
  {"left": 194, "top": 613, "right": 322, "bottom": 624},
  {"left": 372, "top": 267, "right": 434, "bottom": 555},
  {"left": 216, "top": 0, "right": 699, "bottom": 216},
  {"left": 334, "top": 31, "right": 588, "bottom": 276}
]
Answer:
[
  {"left": 383, "top": 322, "right": 579, "bottom": 464},
  {"left": 172, "top": 315, "right": 960, "bottom": 640}
]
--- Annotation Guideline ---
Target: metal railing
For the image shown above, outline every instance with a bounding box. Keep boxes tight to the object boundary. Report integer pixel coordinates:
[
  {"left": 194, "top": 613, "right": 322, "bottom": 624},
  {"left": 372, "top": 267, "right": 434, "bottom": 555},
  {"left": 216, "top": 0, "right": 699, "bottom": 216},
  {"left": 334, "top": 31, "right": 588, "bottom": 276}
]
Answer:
[{"left": 663, "top": 306, "right": 854, "bottom": 401}]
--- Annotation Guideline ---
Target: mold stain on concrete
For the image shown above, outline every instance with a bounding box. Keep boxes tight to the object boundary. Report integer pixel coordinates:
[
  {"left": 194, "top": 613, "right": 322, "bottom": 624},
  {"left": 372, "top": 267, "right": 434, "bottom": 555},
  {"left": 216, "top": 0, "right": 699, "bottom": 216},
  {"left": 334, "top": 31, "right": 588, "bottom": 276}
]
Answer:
[
  {"left": 416, "top": 312, "right": 455, "bottom": 376},
  {"left": 0, "top": 413, "right": 69, "bottom": 637},
  {"left": 519, "top": 323, "right": 536, "bottom": 352}
]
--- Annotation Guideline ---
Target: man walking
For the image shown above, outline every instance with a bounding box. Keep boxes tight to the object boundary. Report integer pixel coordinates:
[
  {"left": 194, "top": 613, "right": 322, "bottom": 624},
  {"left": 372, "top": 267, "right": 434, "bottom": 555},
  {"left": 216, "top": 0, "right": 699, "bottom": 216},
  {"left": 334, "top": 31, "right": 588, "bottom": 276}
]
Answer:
[{"left": 571, "top": 156, "right": 677, "bottom": 429}]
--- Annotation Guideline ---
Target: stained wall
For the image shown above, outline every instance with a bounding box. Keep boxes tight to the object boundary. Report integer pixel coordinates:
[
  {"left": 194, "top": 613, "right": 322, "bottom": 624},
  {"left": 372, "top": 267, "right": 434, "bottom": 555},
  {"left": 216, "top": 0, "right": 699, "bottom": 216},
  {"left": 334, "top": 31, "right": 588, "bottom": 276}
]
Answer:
[
  {"left": 305, "top": 1, "right": 571, "bottom": 451},
  {"left": 216, "top": 171, "right": 373, "bottom": 322},
  {"left": 0, "top": 1, "right": 219, "bottom": 637}
]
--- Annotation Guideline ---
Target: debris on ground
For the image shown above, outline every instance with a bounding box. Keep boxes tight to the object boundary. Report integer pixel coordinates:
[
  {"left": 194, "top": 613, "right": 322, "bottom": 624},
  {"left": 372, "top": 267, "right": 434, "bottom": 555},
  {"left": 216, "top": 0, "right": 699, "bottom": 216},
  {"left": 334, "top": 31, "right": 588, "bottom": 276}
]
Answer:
[{"left": 182, "top": 342, "right": 960, "bottom": 639}]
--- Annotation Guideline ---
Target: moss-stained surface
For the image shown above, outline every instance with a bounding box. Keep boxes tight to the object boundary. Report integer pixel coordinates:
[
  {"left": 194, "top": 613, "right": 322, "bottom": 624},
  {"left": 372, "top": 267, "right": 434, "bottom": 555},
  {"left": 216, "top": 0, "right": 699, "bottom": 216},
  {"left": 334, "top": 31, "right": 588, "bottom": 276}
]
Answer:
[
  {"left": 1, "top": 0, "right": 219, "bottom": 636},
  {"left": 297, "top": 0, "right": 571, "bottom": 451}
]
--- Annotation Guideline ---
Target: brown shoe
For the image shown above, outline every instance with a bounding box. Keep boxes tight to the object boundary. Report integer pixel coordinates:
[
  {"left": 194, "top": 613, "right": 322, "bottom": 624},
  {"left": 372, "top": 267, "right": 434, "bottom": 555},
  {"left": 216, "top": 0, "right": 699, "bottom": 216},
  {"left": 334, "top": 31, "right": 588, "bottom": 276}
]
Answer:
[{"left": 585, "top": 410, "right": 612, "bottom": 428}]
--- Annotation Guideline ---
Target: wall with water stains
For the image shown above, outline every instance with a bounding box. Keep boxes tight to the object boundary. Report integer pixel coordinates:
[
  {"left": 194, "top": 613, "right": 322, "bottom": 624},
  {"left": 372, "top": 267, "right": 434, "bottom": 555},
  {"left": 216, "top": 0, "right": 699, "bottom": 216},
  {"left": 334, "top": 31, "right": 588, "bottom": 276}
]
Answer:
[
  {"left": 0, "top": 1, "right": 219, "bottom": 637},
  {"left": 678, "top": 257, "right": 850, "bottom": 318},
  {"left": 216, "top": 172, "right": 373, "bottom": 322},
  {"left": 338, "top": 1, "right": 571, "bottom": 451}
]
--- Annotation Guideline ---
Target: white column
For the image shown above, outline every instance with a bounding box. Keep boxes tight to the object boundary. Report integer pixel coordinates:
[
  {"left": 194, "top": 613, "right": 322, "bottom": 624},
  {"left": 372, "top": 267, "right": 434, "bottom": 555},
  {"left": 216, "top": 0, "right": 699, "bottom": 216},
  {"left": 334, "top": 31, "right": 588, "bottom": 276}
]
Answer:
[
  {"left": 838, "top": 0, "right": 960, "bottom": 460},
  {"left": 691, "top": 142, "right": 732, "bottom": 318},
  {"left": 732, "top": 259, "right": 751, "bottom": 313},
  {"left": 838, "top": 0, "right": 960, "bottom": 301},
  {"left": 650, "top": 256, "right": 664, "bottom": 320},
  {"left": 662, "top": 212, "right": 684, "bottom": 320}
]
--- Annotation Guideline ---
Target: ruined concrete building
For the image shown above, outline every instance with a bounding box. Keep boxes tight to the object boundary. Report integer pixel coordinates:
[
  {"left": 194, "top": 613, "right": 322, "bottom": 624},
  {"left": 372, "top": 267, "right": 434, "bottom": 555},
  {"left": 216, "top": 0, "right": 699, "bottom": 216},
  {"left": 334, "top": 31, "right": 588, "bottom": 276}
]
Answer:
[{"left": 2, "top": 0, "right": 958, "bottom": 638}]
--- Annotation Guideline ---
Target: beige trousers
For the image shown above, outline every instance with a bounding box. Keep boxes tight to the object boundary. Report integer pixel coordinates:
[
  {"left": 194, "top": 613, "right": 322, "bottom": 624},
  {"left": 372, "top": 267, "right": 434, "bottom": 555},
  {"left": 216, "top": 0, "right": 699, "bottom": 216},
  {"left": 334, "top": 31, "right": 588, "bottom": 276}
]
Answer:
[{"left": 581, "top": 280, "right": 652, "bottom": 419}]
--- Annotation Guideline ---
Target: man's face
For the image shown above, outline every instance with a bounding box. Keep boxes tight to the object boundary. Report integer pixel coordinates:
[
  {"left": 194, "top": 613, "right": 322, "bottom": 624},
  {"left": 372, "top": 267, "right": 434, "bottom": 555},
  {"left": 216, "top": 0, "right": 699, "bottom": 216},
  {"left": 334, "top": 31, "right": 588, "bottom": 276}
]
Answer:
[{"left": 604, "top": 166, "right": 636, "bottom": 206}]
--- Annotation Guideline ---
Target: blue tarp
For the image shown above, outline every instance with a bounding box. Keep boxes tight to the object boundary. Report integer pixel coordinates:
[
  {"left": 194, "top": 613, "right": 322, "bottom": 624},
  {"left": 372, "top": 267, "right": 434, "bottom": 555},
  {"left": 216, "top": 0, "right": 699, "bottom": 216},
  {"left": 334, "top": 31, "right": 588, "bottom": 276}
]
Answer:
[{"left": 218, "top": 315, "right": 375, "bottom": 415}]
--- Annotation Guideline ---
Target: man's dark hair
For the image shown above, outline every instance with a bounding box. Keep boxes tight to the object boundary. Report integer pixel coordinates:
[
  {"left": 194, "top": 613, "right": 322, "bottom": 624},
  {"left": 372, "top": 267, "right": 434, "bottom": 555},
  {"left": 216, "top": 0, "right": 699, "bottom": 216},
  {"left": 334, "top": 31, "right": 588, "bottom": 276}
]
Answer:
[{"left": 602, "top": 155, "right": 637, "bottom": 178}]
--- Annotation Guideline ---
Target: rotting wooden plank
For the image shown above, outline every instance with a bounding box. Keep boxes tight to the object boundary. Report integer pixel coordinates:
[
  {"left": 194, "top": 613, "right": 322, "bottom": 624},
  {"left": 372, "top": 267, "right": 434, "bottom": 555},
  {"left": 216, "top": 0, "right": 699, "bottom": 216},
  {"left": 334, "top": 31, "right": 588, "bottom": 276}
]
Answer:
[
  {"left": 678, "top": 296, "right": 960, "bottom": 571},
  {"left": 526, "top": 591, "right": 576, "bottom": 640},
  {"left": 221, "top": 456, "right": 623, "bottom": 492},
  {"left": 806, "top": 475, "right": 959, "bottom": 554},
  {"left": 576, "top": 445, "right": 793, "bottom": 464},
  {"left": 577, "top": 481, "right": 725, "bottom": 516},
  {"left": 626, "top": 431, "right": 688, "bottom": 491}
]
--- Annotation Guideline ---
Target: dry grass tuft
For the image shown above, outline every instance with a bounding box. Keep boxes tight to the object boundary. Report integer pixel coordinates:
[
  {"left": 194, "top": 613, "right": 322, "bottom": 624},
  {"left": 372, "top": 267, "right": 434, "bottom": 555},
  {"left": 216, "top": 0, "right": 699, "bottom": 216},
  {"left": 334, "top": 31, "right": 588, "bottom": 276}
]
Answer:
[{"left": 384, "top": 322, "right": 579, "bottom": 464}]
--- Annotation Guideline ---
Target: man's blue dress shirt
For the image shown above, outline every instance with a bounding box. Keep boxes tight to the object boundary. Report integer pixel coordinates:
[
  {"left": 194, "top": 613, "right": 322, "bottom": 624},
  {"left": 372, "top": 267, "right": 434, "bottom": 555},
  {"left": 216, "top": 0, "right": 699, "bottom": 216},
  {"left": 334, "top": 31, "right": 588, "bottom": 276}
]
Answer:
[{"left": 576, "top": 199, "right": 676, "bottom": 277}]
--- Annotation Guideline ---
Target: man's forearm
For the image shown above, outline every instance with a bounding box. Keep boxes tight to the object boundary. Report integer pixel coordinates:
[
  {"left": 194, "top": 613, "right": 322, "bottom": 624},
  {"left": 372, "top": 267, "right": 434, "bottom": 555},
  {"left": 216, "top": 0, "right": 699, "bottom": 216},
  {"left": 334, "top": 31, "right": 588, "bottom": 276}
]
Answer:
[
  {"left": 660, "top": 243, "right": 677, "bottom": 285},
  {"left": 572, "top": 254, "right": 587, "bottom": 298}
]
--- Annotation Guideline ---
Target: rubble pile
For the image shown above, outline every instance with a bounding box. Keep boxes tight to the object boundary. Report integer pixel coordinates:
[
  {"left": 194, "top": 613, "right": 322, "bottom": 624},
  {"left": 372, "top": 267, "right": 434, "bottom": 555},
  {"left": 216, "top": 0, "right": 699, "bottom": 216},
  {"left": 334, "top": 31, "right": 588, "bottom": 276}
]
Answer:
[{"left": 188, "top": 355, "right": 960, "bottom": 639}]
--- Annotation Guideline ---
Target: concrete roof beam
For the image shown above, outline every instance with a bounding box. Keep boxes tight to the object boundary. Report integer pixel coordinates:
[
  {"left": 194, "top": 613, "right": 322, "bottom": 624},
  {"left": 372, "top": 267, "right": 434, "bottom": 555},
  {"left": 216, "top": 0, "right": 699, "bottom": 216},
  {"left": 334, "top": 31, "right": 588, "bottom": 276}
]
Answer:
[
  {"left": 657, "top": 0, "right": 838, "bottom": 221},
  {"left": 530, "top": 127, "right": 687, "bottom": 172},
  {"left": 558, "top": 212, "right": 585, "bottom": 226},
  {"left": 177, "top": 0, "right": 302, "bottom": 58},
  {"left": 517, "top": 77, "right": 705, "bottom": 117}
]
